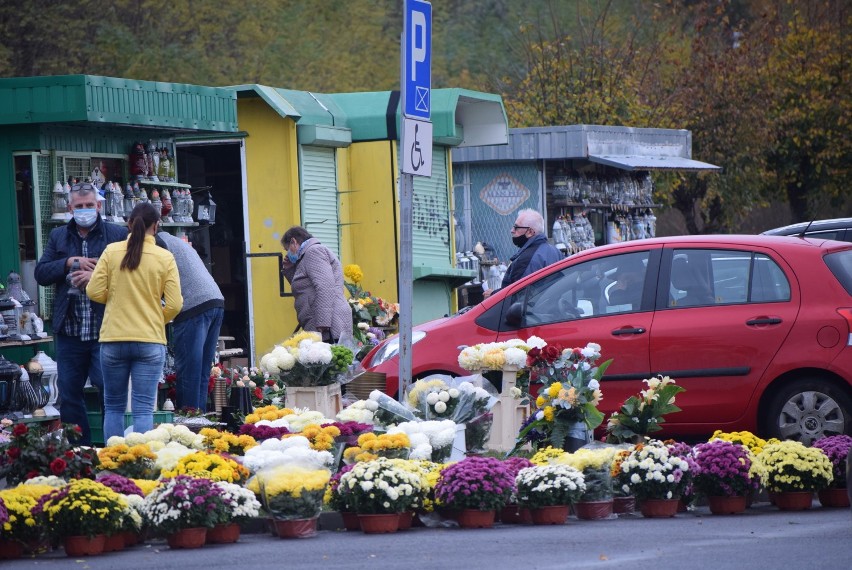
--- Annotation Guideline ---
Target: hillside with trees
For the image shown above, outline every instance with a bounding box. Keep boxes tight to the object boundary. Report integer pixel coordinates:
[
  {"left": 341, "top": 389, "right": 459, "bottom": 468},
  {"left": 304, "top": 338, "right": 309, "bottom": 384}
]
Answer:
[{"left": 0, "top": 0, "right": 848, "bottom": 231}]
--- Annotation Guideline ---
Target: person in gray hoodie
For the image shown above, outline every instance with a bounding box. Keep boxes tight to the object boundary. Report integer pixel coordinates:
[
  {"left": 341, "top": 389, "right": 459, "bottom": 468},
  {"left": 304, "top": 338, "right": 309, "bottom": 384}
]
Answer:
[{"left": 157, "top": 231, "right": 224, "bottom": 411}]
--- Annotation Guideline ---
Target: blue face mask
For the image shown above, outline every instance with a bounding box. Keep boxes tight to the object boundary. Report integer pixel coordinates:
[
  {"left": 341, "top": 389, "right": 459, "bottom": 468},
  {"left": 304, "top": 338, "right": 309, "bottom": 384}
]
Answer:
[
  {"left": 73, "top": 208, "right": 98, "bottom": 228},
  {"left": 287, "top": 252, "right": 299, "bottom": 264}
]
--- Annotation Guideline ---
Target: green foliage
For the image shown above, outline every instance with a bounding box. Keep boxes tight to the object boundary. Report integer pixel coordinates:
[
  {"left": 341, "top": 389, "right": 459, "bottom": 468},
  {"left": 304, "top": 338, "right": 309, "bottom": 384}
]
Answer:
[{"left": 605, "top": 376, "right": 685, "bottom": 444}]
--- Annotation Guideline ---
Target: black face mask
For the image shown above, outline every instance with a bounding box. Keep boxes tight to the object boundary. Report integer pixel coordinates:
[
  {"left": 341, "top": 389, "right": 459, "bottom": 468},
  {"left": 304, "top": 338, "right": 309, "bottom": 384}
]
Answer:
[{"left": 512, "top": 234, "right": 529, "bottom": 247}]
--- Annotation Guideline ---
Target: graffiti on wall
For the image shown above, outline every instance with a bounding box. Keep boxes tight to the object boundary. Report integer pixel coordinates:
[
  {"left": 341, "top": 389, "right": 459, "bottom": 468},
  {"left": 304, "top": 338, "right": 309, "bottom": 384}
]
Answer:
[
  {"left": 413, "top": 192, "right": 450, "bottom": 247},
  {"left": 480, "top": 173, "right": 531, "bottom": 215}
]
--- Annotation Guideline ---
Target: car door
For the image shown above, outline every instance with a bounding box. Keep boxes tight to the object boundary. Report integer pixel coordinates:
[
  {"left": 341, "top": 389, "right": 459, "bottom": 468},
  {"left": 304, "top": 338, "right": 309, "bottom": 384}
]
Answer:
[
  {"left": 649, "top": 246, "right": 799, "bottom": 428},
  {"left": 494, "top": 247, "right": 661, "bottom": 416}
]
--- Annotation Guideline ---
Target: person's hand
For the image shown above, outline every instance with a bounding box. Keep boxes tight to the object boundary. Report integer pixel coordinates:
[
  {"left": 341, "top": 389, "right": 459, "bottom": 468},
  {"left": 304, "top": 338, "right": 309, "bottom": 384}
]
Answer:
[
  {"left": 482, "top": 289, "right": 492, "bottom": 298},
  {"left": 281, "top": 256, "right": 293, "bottom": 270},
  {"left": 69, "top": 269, "right": 93, "bottom": 289}
]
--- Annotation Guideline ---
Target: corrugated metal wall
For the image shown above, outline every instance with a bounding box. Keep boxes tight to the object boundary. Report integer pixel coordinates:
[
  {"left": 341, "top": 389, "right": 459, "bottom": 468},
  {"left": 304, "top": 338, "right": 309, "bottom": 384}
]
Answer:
[
  {"left": 299, "top": 145, "right": 340, "bottom": 256},
  {"left": 411, "top": 146, "right": 450, "bottom": 268}
]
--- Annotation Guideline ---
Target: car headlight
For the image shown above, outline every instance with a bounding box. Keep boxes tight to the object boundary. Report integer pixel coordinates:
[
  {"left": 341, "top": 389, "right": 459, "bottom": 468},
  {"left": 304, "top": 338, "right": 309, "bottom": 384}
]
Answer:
[{"left": 369, "top": 331, "right": 427, "bottom": 367}]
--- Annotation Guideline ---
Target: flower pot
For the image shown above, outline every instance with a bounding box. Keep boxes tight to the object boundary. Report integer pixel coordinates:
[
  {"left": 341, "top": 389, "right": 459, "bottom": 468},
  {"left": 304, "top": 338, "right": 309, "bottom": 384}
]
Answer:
[
  {"left": 0, "top": 539, "right": 24, "bottom": 560},
  {"left": 102, "top": 533, "right": 125, "bottom": 552},
  {"left": 206, "top": 522, "right": 241, "bottom": 544},
  {"left": 613, "top": 496, "right": 636, "bottom": 514},
  {"left": 639, "top": 498, "right": 680, "bottom": 518},
  {"left": 121, "top": 530, "right": 140, "bottom": 547},
  {"left": 773, "top": 491, "right": 814, "bottom": 511},
  {"left": 817, "top": 488, "right": 850, "bottom": 508},
  {"left": 530, "top": 505, "right": 570, "bottom": 525},
  {"left": 457, "top": 509, "right": 496, "bottom": 529},
  {"left": 574, "top": 499, "right": 614, "bottom": 520},
  {"left": 707, "top": 495, "right": 748, "bottom": 515},
  {"left": 358, "top": 513, "right": 400, "bottom": 534},
  {"left": 340, "top": 511, "right": 361, "bottom": 531},
  {"left": 272, "top": 517, "right": 319, "bottom": 539},
  {"left": 397, "top": 511, "right": 414, "bottom": 531},
  {"left": 166, "top": 527, "right": 207, "bottom": 549},
  {"left": 63, "top": 534, "right": 106, "bottom": 557},
  {"left": 499, "top": 504, "right": 533, "bottom": 525}
]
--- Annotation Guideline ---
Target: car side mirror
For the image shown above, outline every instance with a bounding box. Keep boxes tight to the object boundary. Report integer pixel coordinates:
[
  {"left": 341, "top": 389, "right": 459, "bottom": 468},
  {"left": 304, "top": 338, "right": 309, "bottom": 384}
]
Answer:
[{"left": 504, "top": 301, "right": 524, "bottom": 328}]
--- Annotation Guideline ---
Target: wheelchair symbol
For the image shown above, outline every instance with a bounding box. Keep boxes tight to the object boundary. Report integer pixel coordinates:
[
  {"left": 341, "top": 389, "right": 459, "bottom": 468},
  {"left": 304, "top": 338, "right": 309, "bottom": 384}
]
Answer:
[{"left": 410, "top": 123, "right": 425, "bottom": 172}]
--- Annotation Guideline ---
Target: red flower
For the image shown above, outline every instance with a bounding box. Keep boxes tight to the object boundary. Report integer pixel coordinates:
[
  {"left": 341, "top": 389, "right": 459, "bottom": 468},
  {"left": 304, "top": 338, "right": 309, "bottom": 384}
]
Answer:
[
  {"left": 6, "top": 447, "right": 20, "bottom": 459},
  {"left": 12, "top": 423, "right": 28, "bottom": 436},
  {"left": 541, "top": 345, "right": 561, "bottom": 363},
  {"left": 266, "top": 379, "right": 276, "bottom": 387},
  {"left": 25, "top": 470, "right": 39, "bottom": 480},
  {"left": 254, "top": 387, "right": 264, "bottom": 400},
  {"left": 73, "top": 425, "right": 82, "bottom": 434},
  {"left": 46, "top": 445, "right": 55, "bottom": 454},
  {"left": 50, "top": 458, "right": 67, "bottom": 475},
  {"left": 65, "top": 450, "right": 75, "bottom": 459}
]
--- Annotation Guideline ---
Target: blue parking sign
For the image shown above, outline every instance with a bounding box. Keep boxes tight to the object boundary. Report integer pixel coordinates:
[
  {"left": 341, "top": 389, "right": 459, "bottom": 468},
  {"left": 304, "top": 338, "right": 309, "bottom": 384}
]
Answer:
[{"left": 404, "top": 0, "right": 431, "bottom": 119}]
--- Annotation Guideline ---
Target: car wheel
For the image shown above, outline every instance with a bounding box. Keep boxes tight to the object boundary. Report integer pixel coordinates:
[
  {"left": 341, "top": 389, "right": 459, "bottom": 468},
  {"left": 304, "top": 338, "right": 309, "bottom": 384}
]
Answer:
[{"left": 764, "top": 378, "right": 852, "bottom": 444}]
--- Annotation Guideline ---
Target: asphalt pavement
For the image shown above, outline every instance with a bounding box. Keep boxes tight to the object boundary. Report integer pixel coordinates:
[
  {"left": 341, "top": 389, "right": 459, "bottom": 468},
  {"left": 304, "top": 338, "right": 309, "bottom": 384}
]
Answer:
[{"left": 5, "top": 500, "right": 850, "bottom": 570}]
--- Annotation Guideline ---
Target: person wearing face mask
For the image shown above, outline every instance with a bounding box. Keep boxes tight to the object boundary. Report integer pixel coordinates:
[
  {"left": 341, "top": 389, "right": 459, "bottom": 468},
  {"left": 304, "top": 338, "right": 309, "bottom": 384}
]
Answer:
[
  {"left": 497, "top": 208, "right": 562, "bottom": 291},
  {"left": 34, "top": 182, "right": 128, "bottom": 445},
  {"left": 280, "top": 226, "right": 352, "bottom": 343}
]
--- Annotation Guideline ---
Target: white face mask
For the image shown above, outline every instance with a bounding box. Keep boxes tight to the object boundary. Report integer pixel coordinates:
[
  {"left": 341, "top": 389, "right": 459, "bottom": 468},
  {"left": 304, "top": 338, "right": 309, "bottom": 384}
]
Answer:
[{"left": 73, "top": 208, "right": 98, "bottom": 228}]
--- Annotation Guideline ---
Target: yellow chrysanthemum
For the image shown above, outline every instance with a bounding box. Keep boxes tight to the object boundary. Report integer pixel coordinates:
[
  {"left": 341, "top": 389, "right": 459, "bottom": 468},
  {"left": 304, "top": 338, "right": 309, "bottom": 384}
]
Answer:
[{"left": 344, "top": 264, "right": 364, "bottom": 284}]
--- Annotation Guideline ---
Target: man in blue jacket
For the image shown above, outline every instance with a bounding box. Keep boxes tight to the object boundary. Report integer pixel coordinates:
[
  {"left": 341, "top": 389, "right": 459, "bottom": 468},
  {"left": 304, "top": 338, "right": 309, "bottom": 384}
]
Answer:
[
  {"left": 499, "top": 208, "right": 563, "bottom": 288},
  {"left": 34, "top": 182, "right": 127, "bottom": 445}
]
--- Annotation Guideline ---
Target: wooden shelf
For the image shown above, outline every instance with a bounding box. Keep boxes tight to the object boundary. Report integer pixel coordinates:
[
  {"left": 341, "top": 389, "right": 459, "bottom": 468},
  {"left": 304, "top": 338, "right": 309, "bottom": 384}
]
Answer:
[
  {"left": 135, "top": 179, "right": 191, "bottom": 189},
  {"left": 0, "top": 335, "right": 53, "bottom": 349}
]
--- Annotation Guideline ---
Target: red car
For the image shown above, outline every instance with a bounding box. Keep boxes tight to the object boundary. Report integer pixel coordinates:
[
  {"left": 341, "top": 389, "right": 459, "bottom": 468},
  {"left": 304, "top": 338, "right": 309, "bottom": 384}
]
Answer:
[{"left": 362, "top": 235, "right": 852, "bottom": 443}]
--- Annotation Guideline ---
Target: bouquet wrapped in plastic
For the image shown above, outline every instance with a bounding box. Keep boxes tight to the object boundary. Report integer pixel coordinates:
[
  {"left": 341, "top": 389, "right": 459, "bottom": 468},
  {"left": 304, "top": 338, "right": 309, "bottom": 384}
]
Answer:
[
  {"left": 367, "top": 390, "right": 416, "bottom": 427},
  {"left": 251, "top": 460, "right": 331, "bottom": 521}
]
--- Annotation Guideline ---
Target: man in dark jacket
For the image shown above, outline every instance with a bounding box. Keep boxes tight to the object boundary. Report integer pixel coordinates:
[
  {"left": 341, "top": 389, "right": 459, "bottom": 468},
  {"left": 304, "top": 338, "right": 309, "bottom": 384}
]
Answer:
[
  {"left": 499, "top": 208, "right": 563, "bottom": 289},
  {"left": 34, "top": 182, "right": 127, "bottom": 444}
]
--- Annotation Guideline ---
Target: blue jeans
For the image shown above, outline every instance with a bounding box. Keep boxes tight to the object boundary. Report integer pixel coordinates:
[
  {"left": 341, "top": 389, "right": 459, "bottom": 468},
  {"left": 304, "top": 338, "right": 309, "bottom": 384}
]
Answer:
[
  {"left": 55, "top": 333, "right": 104, "bottom": 446},
  {"left": 100, "top": 342, "right": 166, "bottom": 441},
  {"left": 172, "top": 307, "right": 224, "bottom": 412}
]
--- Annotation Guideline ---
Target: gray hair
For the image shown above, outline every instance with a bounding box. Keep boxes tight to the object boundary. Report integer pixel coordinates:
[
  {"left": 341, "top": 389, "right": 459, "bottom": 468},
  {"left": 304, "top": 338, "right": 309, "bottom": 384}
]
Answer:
[
  {"left": 70, "top": 182, "right": 98, "bottom": 198},
  {"left": 517, "top": 208, "right": 545, "bottom": 234}
]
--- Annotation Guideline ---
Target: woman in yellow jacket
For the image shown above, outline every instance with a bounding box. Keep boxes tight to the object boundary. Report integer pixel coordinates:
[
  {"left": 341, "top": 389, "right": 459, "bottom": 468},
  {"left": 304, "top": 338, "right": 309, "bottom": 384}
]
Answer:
[{"left": 87, "top": 202, "right": 183, "bottom": 440}]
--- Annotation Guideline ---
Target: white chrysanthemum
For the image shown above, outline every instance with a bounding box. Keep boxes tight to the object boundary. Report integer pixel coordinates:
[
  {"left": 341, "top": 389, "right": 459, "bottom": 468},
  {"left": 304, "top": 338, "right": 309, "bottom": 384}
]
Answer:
[
  {"left": 503, "top": 347, "right": 527, "bottom": 368},
  {"left": 434, "top": 401, "right": 447, "bottom": 414},
  {"left": 447, "top": 388, "right": 460, "bottom": 399},
  {"left": 259, "top": 352, "right": 279, "bottom": 374},
  {"left": 525, "top": 336, "right": 547, "bottom": 349},
  {"left": 426, "top": 392, "right": 440, "bottom": 406},
  {"left": 336, "top": 406, "right": 375, "bottom": 424},
  {"left": 154, "top": 441, "right": 194, "bottom": 471}
]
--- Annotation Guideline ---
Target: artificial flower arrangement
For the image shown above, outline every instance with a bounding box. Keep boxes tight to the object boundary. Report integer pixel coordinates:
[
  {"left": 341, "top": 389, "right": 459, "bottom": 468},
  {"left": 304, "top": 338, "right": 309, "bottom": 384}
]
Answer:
[
  {"left": 708, "top": 430, "right": 777, "bottom": 456},
  {"left": 97, "top": 443, "right": 159, "bottom": 479},
  {"left": 434, "top": 456, "right": 515, "bottom": 512},
  {"left": 513, "top": 341, "right": 611, "bottom": 452},
  {"left": 0, "top": 423, "right": 98, "bottom": 485},
  {"left": 618, "top": 439, "right": 691, "bottom": 501},
  {"left": 750, "top": 440, "right": 834, "bottom": 493},
  {"left": 366, "top": 389, "right": 417, "bottom": 427},
  {"left": 336, "top": 401, "right": 376, "bottom": 425},
  {"left": 337, "top": 457, "right": 421, "bottom": 514},
  {"left": 160, "top": 450, "right": 251, "bottom": 484},
  {"left": 254, "top": 465, "right": 332, "bottom": 522},
  {"left": 140, "top": 475, "right": 229, "bottom": 535},
  {"left": 343, "top": 263, "right": 399, "bottom": 328},
  {"left": 605, "top": 375, "right": 685, "bottom": 444},
  {"left": 406, "top": 377, "right": 464, "bottom": 419},
  {"left": 241, "top": 436, "right": 335, "bottom": 473},
  {"left": 40, "top": 479, "right": 128, "bottom": 539},
  {"left": 259, "top": 331, "right": 354, "bottom": 387},
  {"left": 457, "top": 338, "right": 535, "bottom": 372},
  {"left": 691, "top": 440, "right": 757, "bottom": 498},
  {"left": 812, "top": 435, "right": 852, "bottom": 489},
  {"left": 232, "top": 365, "right": 286, "bottom": 407},
  {"left": 388, "top": 420, "right": 456, "bottom": 463},
  {"left": 515, "top": 464, "right": 587, "bottom": 508},
  {"left": 199, "top": 428, "right": 258, "bottom": 455},
  {"left": 555, "top": 447, "right": 618, "bottom": 502}
]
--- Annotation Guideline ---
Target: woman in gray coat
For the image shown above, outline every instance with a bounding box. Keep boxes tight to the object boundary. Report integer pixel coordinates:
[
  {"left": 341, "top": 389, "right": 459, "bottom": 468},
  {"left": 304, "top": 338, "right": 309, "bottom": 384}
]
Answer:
[{"left": 281, "top": 226, "right": 352, "bottom": 342}]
